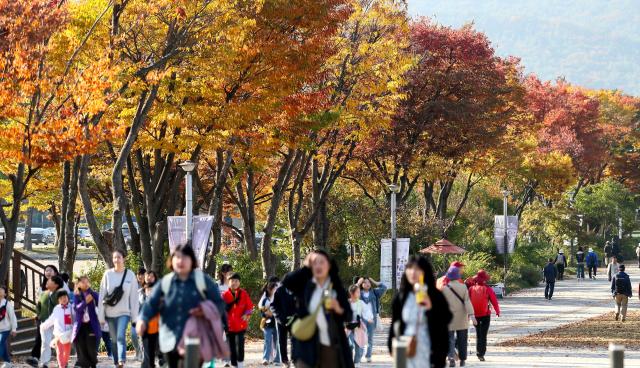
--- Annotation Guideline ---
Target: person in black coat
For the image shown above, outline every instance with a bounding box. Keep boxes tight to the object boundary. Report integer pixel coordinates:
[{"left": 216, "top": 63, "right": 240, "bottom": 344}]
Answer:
[
  {"left": 388, "top": 255, "right": 452, "bottom": 368},
  {"left": 277, "top": 249, "right": 354, "bottom": 368}
]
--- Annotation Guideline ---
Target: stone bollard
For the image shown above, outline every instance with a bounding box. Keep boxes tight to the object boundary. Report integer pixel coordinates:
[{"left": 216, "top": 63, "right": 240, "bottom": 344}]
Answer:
[
  {"left": 184, "top": 337, "right": 200, "bottom": 368},
  {"left": 609, "top": 343, "right": 624, "bottom": 368},
  {"left": 393, "top": 336, "right": 410, "bottom": 368}
]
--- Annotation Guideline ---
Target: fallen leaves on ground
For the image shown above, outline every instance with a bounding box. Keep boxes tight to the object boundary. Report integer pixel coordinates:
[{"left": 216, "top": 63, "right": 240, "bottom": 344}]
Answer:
[{"left": 499, "top": 311, "right": 640, "bottom": 349}]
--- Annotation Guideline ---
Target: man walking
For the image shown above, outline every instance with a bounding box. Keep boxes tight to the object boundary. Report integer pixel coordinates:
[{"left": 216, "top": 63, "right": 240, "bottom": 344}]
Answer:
[
  {"left": 611, "top": 264, "right": 632, "bottom": 322},
  {"left": 554, "top": 250, "right": 567, "bottom": 280},
  {"left": 469, "top": 270, "right": 500, "bottom": 362},
  {"left": 575, "top": 247, "right": 586, "bottom": 280},
  {"left": 607, "top": 256, "right": 620, "bottom": 282},
  {"left": 604, "top": 241, "right": 613, "bottom": 265},
  {"left": 635, "top": 243, "right": 640, "bottom": 268},
  {"left": 586, "top": 248, "right": 599, "bottom": 279},
  {"left": 543, "top": 258, "right": 558, "bottom": 300}
]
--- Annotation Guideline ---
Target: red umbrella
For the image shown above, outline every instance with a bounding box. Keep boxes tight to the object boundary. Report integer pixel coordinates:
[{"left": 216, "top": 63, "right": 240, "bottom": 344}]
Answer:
[{"left": 420, "top": 238, "right": 466, "bottom": 254}]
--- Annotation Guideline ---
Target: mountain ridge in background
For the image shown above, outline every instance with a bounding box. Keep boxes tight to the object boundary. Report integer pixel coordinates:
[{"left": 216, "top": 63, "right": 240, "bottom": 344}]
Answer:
[{"left": 408, "top": 0, "right": 640, "bottom": 95}]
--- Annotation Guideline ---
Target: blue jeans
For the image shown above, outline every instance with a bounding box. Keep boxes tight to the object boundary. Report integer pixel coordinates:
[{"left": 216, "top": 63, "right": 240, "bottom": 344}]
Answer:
[
  {"left": 348, "top": 332, "right": 364, "bottom": 364},
  {"left": 0, "top": 330, "right": 10, "bottom": 362},
  {"left": 577, "top": 264, "right": 585, "bottom": 279},
  {"left": 107, "top": 315, "right": 130, "bottom": 364},
  {"left": 131, "top": 321, "right": 141, "bottom": 356},
  {"left": 364, "top": 319, "right": 375, "bottom": 359},
  {"left": 262, "top": 327, "right": 281, "bottom": 363}
]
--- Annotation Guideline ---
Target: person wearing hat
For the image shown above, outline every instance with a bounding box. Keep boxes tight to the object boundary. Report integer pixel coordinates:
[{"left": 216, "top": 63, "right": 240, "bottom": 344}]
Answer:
[
  {"left": 468, "top": 270, "right": 500, "bottom": 362},
  {"left": 436, "top": 261, "right": 466, "bottom": 290},
  {"left": 553, "top": 250, "right": 567, "bottom": 281},
  {"left": 586, "top": 247, "right": 599, "bottom": 279},
  {"left": 441, "top": 267, "right": 475, "bottom": 367}
]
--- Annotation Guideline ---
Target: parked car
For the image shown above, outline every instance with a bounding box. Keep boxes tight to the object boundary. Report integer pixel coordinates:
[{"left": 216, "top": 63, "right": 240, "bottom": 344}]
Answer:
[
  {"left": 29, "top": 228, "right": 45, "bottom": 244},
  {"left": 42, "top": 227, "right": 56, "bottom": 244},
  {"left": 15, "top": 228, "right": 24, "bottom": 243}
]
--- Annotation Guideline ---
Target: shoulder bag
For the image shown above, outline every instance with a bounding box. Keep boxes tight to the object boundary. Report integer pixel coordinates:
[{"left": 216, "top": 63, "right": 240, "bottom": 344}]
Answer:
[{"left": 103, "top": 270, "right": 128, "bottom": 307}]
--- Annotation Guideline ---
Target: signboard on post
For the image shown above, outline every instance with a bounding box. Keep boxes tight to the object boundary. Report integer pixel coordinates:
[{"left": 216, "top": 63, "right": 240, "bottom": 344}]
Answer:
[
  {"left": 380, "top": 238, "right": 410, "bottom": 287},
  {"left": 494, "top": 216, "right": 518, "bottom": 254},
  {"left": 168, "top": 215, "right": 214, "bottom": 267}
]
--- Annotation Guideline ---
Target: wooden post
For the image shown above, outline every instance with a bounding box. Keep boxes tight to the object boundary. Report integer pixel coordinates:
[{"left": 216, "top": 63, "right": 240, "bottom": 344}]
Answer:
[{"left": 12, "top": 250, "right": 22, "bottom": 318}]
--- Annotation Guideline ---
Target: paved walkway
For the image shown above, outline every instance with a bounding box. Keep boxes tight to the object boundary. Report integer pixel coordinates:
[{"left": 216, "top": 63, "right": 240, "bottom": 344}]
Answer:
[{"left": 14, "top": 265, "right": 640, "bottom": 367}]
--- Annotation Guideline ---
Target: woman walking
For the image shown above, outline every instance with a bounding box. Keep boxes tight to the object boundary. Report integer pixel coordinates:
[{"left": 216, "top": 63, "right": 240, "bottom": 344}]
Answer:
[
  {"left": 27, "top": 265, "right": 64, "bottom": 367},
  {"left": 259, "top": 281, "right": 281, "bottom": 365},
  {"left": 98, "top": 249, "right": 140, "bottom": 368},
  {"left": 278, "top": 249, "right": 354, "bottom": 368},
  {"left": 73, "top": 276, "right": 101, "bottom": 368},
  {"left": 441, "top": 267, "right": 475, "bottom": 367},
  {"left": 468, "top": 270, "right": 500, "bottom": 362},
  {"left": 137, "top": 244, "right": 226, "bottom": 368},
  {"left": 0, "top": 286, "right": 17, "bottom": 366},
  {"left": 387, "top": 255, "right": 452, "bottom": 368},
  {"left": 356, "top": 277, "right": 387, "bottom": 363},
  {"left": 223, "top": 273, "right": 254, "bottom": 368}
]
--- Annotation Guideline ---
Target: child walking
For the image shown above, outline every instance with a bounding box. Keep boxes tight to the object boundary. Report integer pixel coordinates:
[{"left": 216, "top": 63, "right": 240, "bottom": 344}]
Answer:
[
  {"left": 258, "top": 281, "right": 281, "bottom": 366},
  {"left": 348, "top": 284, "right": 371, "bottom": 366},
  {"left": 0, "top": 286, "right": 17, "bottom": 366},
  {"left": 141, "top": 281, "right": 159, "bottom": 368},
  {"left": 222, "top": 273, "right": 253, "bottom": 368},
  {"left": 41, "top": 290, "right": 74, "bottom": 368},
  {"left": 73, "top": 276, "right": 101, "bottom": 368}
]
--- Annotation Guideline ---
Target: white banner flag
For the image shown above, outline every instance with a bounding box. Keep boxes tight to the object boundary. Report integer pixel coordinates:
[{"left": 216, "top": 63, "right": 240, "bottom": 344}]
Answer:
[
  {"left": 167, "top": 216, "right": 214, "bottom": 267},
  {"left": 494, "top": 216, "right": 518, "bottom": 254},
  {"left": 380, "top": 238, "right": 410, "bottom": 287}
]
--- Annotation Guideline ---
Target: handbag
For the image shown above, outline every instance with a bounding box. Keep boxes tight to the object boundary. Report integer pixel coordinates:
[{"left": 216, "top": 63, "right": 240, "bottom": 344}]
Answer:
[
  {"left": 103, "top": 270, "right": 128, "bottom": 307},
  {"left": 406, "top": 304, "right": 423, "bottom": 358},
  {"left": 291, "top": 283, "right": 332, "bottom": 341}
]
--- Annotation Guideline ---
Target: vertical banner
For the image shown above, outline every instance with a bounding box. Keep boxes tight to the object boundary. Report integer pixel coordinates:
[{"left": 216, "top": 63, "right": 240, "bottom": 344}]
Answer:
[
  {"left": 380, "top": 238, "right": 411, "bottom": 287},
  {"left": 494, "top": 216, "right": 519, "bottom": 254},
  {"left": 167, "top": 215, "right": 214, "bottom": 268}
]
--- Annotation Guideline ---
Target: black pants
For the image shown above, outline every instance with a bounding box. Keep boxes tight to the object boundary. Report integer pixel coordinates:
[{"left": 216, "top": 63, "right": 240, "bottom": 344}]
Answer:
[
  {"left": 74, "top": 323, "right": 98, "bottom": 368},
  {"left": 475, "top": 316, "right": 491, "bottom": 357},
  {"left": 277, "top": 323, "right": 289, "bottom": 364},
  {"left": 227, "top": 331, "right": 246, "bottom": 366},
  {"left": 556, "top": 264, "right": 565, "bottom": 280},
  {"left": 142, "top": 333, "right": 159, "bottom": 368},
  {"left": 31, "top": 320, "right": 42, "bottom": 359},
  {"left": 588, "top": 266, "right": 597, "bottom": 278},
  {"left": 545, "top": 282, "right": 555, "bottom": 299},
  {"left": 637, "top": 256, "right": 640, "bottom": 268}
]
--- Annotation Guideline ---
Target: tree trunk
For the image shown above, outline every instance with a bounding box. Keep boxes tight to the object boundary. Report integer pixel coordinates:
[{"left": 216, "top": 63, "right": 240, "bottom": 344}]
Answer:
[
  {"left": 57, "top": 161, "right": 71, "bottom": 263},
  {"left": 0, "top": 163, "right": 28, "bottom": 281},
  {"left": 24, "top": 208, "right": 33, "bottom": 251},
  {"left": 62, "top": 157, "right": 81, "bottom": 273},
  {"left": 78, "top": 154, "right": 113, "bottom": 267},
  {"left": 291, "top": 232, "right": 303, "bottom": 271}
]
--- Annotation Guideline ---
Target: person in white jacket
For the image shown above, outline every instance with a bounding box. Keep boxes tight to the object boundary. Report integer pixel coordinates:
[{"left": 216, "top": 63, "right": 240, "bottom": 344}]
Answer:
[
  {"left": 40, "top": 290, "right": 74, "bottom": 368},
  {"left": 98, "top": 249, "right": 139, "bottom": 368},
  {"left": 0, "top": 286, "right": 17, "bottom": 365}
]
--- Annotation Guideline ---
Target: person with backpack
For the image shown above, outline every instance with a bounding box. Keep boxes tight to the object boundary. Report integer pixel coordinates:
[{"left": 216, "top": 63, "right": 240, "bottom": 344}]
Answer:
[
  {"left": 0, "top": 286, "right": 18, "bottom": 366},
  {"left": 73, "top": 275, "right": 101, "bottom": 368},
  {"left": 40, "top": 290, "right": 74, "bottom": 368},
  {"left": 607, "top": 256, "right": 621, "bottom": 282},
  {"left": 97, "top": 249, "right": 140, "bottom": 368},
  {"left": 36, "top": 275, "right": 64, "bottom": 368},
  {"left": 468, "top": 270, "right": 500, "bottom": 362},
  {"left": 611, "top": 264, "right": 632, "bottom": 322},
  {"left": 356, "top": 276, "right": 387, "bottom": 363},
  {"left": 543, "top": 259, "right": 558, "bottom": 301},
  {"left": 441, "top": 267, "right": 475, "bottom": 367},
  {"left": 223, "top": 273, "right": 254, "bottom": 368},
  {"left": 586, "top": 248, "right": 599, "bottom": 279},
  {"left": 137, "top": 244, "right": 226, "bottom": 368},
  {"left": 553, "top": 250, "right": 567, "bottom": 280},
  {"left": 259, "top": 281, "right": 281, "bottom": 366},
  {"left": 575, "top": 247, "right": 586, "bottom": 280}
]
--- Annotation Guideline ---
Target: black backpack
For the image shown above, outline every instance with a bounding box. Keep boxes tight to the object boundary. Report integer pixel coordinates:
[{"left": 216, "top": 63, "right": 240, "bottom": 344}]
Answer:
[{"left": 615, "top": 276, "right": 627, "bottom": 294}]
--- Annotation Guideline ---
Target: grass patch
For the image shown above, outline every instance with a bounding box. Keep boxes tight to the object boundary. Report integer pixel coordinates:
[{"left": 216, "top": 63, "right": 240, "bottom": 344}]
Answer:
[{"left": 499, "top": 311, "right": 640, "bottom": 349}]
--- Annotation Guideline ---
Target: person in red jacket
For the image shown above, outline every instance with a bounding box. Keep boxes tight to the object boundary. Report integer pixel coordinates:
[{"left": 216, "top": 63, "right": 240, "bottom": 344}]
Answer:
[
  {"left": 222, "top": 273, "right": 253, "bottom": 368},
  {"left": 468, "top": 270, "right": 500, "bottom": 362}
]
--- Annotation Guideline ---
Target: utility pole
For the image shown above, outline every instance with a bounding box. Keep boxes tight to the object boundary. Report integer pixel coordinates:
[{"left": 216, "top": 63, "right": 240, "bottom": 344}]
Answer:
[
  {"left": 502, "top": 189, "right": 510, "bottom": 295},
  {"left": 389, "top": 184, "right": 399, "bottom": 291},
  {"left": 180, "top": 161, "right": 196, "bottom": 243}
]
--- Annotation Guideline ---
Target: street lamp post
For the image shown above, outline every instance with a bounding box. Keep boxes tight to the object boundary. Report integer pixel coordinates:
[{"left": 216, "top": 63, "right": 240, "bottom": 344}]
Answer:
[
  {"left": 502, "top": 189, "right": 510, "bottom": 294},
  {"left": 179, "top": 160, "right": 197, "bottom": 243},
  {"left": 389, "top": 184, "right": 400, "bottom": 291}
]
